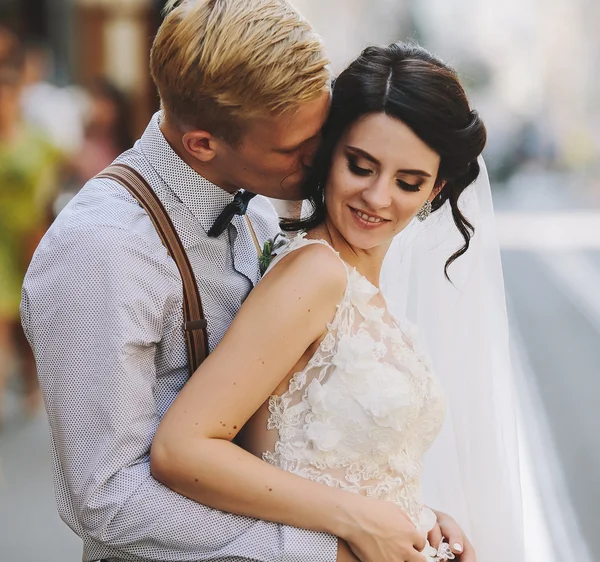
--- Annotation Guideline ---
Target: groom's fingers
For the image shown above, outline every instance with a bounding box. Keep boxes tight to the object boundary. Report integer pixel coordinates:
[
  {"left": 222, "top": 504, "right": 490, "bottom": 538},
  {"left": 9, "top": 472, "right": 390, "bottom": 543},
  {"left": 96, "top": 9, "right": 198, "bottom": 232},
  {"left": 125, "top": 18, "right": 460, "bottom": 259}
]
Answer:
[{"left": 426, "top": 521, "right": 443, "bottom": 549}]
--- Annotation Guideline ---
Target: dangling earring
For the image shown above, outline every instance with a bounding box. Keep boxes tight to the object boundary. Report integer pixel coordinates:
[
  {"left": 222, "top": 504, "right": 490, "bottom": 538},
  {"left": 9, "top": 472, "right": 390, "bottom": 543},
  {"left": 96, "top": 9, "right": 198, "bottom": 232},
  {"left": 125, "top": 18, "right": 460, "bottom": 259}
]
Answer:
[{"left": 416, "top": 199, "right": 432, "bottom": 222}]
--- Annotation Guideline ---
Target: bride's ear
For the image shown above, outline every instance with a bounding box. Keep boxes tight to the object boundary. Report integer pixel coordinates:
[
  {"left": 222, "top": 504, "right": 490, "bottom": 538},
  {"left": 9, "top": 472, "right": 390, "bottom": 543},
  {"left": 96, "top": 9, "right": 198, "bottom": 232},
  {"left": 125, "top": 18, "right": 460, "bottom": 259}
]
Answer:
[{"left": 431, "top": 181, "right": 445, "bottom": 200}]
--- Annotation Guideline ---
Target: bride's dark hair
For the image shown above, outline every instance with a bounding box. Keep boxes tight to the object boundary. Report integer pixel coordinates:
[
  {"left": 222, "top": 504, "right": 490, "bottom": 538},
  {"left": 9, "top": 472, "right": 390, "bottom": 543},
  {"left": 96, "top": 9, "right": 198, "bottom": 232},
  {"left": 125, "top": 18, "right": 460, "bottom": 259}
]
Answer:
[{"left": 282, "top": 41, "right": 487, "bottom": 279}]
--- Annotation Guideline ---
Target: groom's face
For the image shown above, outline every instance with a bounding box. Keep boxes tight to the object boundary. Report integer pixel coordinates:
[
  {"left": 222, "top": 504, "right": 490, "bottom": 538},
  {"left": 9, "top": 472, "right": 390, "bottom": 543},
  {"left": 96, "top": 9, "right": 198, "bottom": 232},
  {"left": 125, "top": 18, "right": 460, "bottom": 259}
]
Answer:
[{"left": 216, "top": 91, "right": 330, "bottom": 200}]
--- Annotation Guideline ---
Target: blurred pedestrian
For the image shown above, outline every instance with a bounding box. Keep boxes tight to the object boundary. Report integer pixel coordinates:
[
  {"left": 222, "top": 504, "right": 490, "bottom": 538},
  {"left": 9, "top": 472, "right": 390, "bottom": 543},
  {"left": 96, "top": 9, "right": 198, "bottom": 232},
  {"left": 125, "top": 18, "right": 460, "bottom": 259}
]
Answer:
[
  {"left": 71, "top": 78, "right": 133, "bottom": 182},
  {"left": 0, "top": 25, "right": 60, "bottom": 425},
  {"left": 21, "top": 36, "right": 87, "bottom": 156},
  {"left": 51, "top": 78, "right": 133, "bottom": 213}
]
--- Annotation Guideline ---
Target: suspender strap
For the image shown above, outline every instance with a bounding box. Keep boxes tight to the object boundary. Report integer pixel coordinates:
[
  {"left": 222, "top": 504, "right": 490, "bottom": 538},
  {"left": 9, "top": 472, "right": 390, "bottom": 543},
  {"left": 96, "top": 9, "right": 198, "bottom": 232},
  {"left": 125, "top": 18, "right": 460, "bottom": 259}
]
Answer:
[{"left": 96, "top": 164, "right": 209, "bottom": 374}]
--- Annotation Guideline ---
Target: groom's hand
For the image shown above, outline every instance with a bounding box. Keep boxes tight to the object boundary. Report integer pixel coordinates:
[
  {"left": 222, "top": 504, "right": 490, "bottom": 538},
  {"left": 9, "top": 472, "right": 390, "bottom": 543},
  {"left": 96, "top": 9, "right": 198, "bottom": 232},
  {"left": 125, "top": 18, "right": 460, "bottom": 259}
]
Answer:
[{"left": 428, "top": 510, "right": 476, "bottom": 561}]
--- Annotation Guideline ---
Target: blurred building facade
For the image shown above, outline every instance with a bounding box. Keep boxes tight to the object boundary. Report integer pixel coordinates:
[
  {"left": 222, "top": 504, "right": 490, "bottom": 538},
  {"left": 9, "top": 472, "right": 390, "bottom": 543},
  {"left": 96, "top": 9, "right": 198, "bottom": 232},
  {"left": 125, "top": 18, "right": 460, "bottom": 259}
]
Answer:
[
  {"left": 70, "top": 0, "right": 160, "bottom": 134},
  {"left": 412, "top": 0, "right": 600, "bottom": 175},
  {"left": 5, "top": 0, "right": 162, "bottom": 136},
  {"left": 292, "top": 0, "right": 414, "bottom": 72}
]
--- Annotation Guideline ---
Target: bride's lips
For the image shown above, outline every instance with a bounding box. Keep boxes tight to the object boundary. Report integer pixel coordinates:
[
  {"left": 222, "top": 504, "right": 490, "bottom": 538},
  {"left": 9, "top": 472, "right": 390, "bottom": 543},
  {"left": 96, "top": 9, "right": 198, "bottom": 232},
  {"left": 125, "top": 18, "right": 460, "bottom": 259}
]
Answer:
[{"left": 349, "top": 206, "right": 390, "bottom": 230}]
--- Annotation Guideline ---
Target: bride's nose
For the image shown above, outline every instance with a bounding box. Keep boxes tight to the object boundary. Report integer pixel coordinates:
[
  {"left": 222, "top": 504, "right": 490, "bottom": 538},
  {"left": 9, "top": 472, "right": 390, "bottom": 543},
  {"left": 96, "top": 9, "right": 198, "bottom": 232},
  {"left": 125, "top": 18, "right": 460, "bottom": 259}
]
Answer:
[{"left": 361, "top": 177, "right": 393, "bottom": 210}]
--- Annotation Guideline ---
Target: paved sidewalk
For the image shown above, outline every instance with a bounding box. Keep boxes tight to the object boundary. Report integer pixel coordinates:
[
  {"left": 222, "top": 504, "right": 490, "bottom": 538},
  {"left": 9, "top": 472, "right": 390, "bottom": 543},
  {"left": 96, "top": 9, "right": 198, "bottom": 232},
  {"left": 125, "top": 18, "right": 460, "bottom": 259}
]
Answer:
[{"left": 0, "top": 390, "right": 82, "bottom": 562}]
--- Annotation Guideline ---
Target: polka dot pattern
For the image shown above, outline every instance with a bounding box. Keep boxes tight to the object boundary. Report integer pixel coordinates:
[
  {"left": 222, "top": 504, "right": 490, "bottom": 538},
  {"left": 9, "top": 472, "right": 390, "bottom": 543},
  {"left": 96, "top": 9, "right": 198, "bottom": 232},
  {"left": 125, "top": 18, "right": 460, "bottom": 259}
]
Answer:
[{"left": 21, "top": 113, "right": 338, "bottom": 562}]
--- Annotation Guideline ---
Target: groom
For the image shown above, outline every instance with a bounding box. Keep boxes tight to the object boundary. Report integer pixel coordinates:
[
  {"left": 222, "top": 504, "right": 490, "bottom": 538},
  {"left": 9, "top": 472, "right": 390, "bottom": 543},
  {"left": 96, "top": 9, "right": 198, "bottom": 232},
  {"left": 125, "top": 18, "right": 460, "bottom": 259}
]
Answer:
[{"left": 22, "top": 0, "right": 473, "bottom": 560}]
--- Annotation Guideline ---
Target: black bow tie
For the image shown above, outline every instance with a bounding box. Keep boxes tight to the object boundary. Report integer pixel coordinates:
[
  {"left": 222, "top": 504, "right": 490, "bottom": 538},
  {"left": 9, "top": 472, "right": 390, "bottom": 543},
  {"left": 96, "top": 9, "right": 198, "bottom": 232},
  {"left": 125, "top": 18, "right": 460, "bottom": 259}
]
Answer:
[{"left": 207, "top": 190, "right": 257, "bottom": 237}]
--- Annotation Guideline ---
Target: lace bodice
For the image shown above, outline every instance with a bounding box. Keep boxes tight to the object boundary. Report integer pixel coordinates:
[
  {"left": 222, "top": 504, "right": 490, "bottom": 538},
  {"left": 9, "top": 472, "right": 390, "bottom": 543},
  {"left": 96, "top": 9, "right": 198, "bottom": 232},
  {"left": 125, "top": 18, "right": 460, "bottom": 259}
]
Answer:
[{"left": 262, "top": 235, "right": 448, "bottom": 546}]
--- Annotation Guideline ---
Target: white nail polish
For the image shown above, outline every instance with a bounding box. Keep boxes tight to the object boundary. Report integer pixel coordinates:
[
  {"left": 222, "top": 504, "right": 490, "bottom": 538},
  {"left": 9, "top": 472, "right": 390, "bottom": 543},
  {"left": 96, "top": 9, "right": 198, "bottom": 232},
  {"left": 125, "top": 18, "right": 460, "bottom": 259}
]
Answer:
[{"left": 453, "top": 543, "right": 463, "bottom": 553}]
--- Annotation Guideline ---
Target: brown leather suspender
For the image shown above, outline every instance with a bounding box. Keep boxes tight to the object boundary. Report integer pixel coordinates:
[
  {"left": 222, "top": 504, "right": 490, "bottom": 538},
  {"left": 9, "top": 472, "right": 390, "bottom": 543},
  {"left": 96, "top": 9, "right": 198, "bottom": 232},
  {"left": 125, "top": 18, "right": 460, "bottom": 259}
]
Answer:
[{"left": 96, "top": 164, "right": 209, "bottom": 374}]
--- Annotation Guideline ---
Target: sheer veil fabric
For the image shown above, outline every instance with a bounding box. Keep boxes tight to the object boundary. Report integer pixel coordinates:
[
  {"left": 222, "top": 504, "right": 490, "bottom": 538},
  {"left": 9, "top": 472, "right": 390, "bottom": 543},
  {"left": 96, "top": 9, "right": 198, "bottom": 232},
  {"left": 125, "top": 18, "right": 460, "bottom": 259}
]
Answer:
[{"left": 381, "top": 158, "right": 525, "bottom": 561}]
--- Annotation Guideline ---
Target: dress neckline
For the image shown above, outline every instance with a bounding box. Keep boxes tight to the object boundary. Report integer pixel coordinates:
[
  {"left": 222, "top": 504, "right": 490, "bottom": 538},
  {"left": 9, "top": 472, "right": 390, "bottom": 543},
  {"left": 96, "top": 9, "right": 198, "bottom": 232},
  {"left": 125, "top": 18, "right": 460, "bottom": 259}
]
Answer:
[{"left": 291, "top": 232, "right": 381, "bottom": 293}]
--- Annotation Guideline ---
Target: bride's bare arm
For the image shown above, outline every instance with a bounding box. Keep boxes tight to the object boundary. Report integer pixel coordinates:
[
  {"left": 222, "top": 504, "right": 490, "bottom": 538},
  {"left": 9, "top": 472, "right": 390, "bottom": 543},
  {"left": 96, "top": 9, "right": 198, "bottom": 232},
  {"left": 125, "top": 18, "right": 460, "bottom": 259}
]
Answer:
[{"left": 152, "top": 245, "right": 347, "bottom": 531}]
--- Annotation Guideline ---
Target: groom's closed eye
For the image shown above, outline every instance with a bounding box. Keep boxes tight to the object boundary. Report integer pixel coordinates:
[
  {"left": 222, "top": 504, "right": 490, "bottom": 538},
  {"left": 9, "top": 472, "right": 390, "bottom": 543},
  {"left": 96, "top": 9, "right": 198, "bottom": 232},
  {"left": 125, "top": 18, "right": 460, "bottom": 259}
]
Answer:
[
  {"left": 276, "top": 133, "right": 320, "bottom": 155},
  {"left": 277, "top": 145, "right": 302, "bottom": 155}
]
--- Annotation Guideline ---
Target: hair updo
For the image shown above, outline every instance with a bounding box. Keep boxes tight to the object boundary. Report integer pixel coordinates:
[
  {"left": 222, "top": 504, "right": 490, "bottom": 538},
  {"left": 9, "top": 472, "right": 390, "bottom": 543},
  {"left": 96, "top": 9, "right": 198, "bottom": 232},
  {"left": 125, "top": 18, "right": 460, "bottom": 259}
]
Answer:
[{"left": 282, "top": 41, "right": 487, "bottom": 279}]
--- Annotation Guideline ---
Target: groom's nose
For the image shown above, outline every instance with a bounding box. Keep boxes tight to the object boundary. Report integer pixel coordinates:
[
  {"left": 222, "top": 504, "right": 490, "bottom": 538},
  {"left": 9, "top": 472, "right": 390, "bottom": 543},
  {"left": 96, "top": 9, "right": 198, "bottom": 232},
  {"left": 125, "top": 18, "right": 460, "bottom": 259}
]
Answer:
[{"left": 299, "top": 135, "right": 320, "bottom": 168}]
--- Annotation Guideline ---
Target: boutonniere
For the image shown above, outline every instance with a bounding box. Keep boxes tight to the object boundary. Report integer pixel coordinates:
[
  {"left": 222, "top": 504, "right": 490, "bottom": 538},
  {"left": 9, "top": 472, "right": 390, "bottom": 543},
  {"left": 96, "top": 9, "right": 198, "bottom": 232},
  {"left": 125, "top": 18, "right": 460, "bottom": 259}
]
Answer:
[{"left": 259, "top": 232, "right": 287, "bottom": 276}]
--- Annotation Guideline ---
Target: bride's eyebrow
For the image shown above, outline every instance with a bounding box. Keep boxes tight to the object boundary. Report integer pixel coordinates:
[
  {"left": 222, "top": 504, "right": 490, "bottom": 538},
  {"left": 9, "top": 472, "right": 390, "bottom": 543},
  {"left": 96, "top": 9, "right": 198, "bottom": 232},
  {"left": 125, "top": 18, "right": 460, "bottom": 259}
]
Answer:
[
  {"left": 346, "top": 145, "right": 379, "bottom": 165},
  {"left": 346, "top": 145, "right": 431, "bottom": 177}
]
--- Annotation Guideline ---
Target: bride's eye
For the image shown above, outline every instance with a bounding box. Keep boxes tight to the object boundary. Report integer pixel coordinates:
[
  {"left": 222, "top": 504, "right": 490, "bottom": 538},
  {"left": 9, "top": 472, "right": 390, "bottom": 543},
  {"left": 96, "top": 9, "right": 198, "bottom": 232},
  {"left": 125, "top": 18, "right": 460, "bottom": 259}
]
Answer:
[
  {"left": 397, "top": 179, "right": 422, "bottom": 192},
  {"left": 347, "top": 155, "right": 372, "bottom": 177}
]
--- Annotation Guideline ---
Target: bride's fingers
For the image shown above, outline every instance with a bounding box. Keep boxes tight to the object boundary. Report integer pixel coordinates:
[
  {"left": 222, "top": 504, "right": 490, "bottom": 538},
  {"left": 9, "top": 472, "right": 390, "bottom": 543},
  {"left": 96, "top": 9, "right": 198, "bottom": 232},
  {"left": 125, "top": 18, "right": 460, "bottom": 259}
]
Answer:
[
  {"left": 436, "top": 516, "right": 469, "bottom": 559},
  {"left": 454, "top": 536, "right": 476, "bottom": 561},
  {"left": 427, "top": 521, "right": 443, "bottom": 549}
]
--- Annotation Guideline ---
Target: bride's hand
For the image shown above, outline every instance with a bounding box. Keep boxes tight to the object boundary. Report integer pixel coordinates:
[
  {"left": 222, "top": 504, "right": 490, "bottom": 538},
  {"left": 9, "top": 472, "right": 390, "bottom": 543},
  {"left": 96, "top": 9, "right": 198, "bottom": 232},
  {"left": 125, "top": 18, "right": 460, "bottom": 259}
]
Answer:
[
  {"left": 337, "top": 495, "right": 427, "bottom": 562},
  {"left": 428, "top": 510, "right": 476, "bottom": 561}
]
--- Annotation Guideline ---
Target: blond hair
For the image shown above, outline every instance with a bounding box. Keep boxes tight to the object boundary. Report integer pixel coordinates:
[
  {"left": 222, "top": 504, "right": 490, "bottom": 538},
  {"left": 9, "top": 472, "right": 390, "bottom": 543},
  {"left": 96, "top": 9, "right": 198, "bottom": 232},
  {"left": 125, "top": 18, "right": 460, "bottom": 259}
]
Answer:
[{"left": 151, "top": 0, "right": 330, "bottom": 143}]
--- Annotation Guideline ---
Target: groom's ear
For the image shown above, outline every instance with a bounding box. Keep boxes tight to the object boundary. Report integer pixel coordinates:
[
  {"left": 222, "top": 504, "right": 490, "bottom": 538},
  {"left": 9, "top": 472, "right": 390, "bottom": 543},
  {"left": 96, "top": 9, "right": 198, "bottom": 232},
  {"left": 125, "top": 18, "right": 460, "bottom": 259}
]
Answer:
[{"left": 182, "top": 130, "right": 218, "bottom": 163}]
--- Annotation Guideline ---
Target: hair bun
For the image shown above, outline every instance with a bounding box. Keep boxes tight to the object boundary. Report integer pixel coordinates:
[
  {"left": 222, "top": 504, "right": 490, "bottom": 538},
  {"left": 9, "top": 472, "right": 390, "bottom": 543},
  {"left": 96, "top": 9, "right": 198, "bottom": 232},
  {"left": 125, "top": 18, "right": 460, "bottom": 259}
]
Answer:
[
  {"left": 464, "top": 158, "right": 481, "bottom": 186},
  {"left": 454, "top": 110, "right": 486, "bottom": 162}
]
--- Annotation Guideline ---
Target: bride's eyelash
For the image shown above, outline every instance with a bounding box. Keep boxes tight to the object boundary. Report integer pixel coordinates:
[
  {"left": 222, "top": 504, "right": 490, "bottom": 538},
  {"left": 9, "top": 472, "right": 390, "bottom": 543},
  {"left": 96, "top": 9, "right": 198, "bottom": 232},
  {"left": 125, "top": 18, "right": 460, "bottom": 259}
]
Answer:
[
  {"left": 347, "top": 153, "right": 422, "bottom": 192},
  {"left": 397, "top": 180, "right": 422, "bottom": 192},
  {"left": 346, "top": 154, "right": 372, "bottom": 176}
]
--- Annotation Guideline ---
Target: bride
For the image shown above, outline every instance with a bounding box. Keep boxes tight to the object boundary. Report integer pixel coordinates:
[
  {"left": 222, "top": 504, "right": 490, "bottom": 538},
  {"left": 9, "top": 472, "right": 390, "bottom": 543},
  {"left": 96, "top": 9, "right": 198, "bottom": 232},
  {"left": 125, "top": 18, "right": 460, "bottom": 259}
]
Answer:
[{"left": 151, "top": 42, "right": 521, "bottom": 562}]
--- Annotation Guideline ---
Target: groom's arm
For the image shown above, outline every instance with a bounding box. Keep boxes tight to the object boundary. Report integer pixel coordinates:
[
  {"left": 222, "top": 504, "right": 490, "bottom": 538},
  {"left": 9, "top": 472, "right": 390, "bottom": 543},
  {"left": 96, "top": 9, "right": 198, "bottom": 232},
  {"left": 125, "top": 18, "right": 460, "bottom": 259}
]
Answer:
[{"left": 21, "top": 224, "right": 337, "bottom": 562}]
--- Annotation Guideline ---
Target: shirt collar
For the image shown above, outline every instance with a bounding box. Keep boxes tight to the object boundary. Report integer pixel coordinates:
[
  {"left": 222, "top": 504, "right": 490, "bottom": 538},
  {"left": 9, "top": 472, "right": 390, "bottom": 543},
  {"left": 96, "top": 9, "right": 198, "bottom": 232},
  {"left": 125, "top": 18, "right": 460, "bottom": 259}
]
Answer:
[{"left": 139, "top": 111, "right": 236, "bottom": 233}]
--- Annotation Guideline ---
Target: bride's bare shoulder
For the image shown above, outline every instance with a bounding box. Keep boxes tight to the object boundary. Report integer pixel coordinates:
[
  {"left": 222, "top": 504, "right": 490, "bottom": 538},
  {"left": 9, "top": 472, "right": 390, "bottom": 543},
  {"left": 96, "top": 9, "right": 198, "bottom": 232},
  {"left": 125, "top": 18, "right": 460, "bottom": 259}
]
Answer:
[
  {"left": 271, "top": 240, "right": 346, "bottom": 281},
  {"left": 259, "top": 239, "right": 347, "bottom": 304}
]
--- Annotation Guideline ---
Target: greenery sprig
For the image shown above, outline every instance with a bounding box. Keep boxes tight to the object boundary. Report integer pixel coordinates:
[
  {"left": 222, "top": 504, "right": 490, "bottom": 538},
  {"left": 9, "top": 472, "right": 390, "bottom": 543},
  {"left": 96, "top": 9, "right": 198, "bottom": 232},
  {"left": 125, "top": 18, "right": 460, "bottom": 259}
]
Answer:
[{"left": 259, "top": 232, "right": 287, "bottom": 276}]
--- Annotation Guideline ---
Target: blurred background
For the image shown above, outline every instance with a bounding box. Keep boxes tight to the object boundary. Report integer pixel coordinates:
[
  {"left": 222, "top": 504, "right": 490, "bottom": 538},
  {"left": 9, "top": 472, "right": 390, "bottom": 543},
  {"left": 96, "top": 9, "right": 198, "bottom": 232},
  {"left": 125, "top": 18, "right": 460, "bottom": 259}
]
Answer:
[{"left": 0, "top": 0, "right": 598, "bottom": 560}]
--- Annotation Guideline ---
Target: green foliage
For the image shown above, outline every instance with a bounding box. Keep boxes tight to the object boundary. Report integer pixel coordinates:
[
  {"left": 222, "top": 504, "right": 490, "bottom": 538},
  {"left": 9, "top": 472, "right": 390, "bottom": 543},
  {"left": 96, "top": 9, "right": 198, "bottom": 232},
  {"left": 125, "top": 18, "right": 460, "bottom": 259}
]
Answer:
[{"left": 259, "top": 232, "right": 287, "bottom": 276}]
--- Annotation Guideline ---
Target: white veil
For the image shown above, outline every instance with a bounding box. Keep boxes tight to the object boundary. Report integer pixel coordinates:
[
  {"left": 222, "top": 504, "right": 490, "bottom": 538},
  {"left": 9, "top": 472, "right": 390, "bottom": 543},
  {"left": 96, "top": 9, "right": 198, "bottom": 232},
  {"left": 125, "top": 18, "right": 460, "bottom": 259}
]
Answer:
[{"left": 381, "top": 158, "right": 525, "bottom": 561}]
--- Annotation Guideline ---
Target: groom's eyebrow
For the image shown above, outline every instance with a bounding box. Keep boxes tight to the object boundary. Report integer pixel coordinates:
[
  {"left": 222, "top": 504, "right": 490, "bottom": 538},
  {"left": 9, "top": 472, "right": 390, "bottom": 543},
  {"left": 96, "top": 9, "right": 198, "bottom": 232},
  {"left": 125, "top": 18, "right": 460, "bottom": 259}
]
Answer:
[{"left": 346, "top": 145, "right": 432, "bottom": 177}]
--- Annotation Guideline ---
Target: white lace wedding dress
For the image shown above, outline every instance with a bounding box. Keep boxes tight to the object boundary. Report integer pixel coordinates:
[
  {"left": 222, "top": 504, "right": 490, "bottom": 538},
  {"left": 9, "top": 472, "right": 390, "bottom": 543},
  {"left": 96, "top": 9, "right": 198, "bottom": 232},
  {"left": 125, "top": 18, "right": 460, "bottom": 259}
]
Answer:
[{"left": 262, "top": 235, "right": 454, "bottom": 561}]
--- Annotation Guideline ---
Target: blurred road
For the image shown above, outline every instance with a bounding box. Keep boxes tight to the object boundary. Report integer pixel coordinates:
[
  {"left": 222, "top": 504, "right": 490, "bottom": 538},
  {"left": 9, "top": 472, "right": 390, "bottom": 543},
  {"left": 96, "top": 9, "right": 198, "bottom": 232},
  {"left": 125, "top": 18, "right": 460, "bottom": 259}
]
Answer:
[
  {"left": 505, "top": 251, "right": 599, "bottom": 562},
  {"left": 497, "top": 169, "right": 598, "bottom": 562},
  {"left": 0, "top": 394, "right": 82, "bottom": 560},
  {"left": 0, "top": 169, "right": 598, "bottom": 562}
]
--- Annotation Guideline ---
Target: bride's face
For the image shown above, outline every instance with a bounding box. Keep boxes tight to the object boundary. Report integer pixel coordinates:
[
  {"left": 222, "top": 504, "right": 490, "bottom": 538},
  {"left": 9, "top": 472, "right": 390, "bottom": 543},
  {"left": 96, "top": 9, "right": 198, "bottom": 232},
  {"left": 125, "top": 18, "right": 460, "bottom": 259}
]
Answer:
[{"left": 325, "top": 112, "right": 442, "bottom": 251}]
